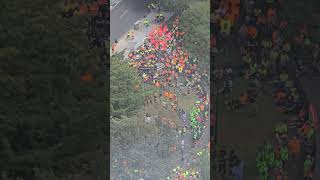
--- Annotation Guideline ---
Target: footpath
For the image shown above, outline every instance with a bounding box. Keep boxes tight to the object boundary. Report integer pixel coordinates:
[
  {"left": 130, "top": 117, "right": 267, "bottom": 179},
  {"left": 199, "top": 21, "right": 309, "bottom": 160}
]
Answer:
[{"left": 111, "top": 12, "right": 174, "bottom": 57}]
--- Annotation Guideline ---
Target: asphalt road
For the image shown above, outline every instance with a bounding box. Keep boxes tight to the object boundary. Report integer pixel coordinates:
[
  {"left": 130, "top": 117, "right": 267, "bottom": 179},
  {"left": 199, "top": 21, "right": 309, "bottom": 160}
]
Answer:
[{"left": 110, "top": 0, "right": 148, "bottom": 42}]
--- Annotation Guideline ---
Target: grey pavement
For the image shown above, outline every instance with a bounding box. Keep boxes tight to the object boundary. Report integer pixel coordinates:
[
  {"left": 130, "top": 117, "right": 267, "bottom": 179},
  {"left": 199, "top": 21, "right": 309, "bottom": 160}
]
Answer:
[
  {"left": 111, "top": 12, "right": 174, "bottom": 56},
  {"left": 110, "top": 0, "right": 148, "bottom": 42}
]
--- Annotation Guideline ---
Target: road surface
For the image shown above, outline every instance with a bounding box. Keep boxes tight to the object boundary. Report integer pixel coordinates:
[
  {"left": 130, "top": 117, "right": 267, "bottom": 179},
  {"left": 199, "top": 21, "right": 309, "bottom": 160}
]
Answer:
[{"left": 110, "top": 0, "right": 148, "bottom": 42}]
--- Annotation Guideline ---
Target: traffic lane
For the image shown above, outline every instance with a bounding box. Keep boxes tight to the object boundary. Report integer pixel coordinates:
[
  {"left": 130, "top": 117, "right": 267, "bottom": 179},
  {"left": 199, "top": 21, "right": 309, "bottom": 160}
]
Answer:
[{"left": 110, "top": 0, "right": 148, "bottom": 42}]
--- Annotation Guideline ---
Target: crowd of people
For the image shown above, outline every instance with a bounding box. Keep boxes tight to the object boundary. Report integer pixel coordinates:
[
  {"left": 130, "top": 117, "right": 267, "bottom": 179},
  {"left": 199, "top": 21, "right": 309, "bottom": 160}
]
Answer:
[
  {"left": 166, "top": 147, "right": 209, "bottom": 180},
  {"left": 112, "top": 8, "right": 210, "bottom": 178},
  {"left": 211, "top": 1, "right": 245, "bottom": 179},
  {"left": 62, "top": 0, "right": 109, "bottom": 59},
  {"left": 128, "top": 16, "right": 209, "bottom": 143},
  {"left": 62, "top": 0, "right": 108, "bottom": 17},
  {"left": 213, "top": 147, "right": 244, "bottom": 179},
  {"left": 212, "top": 0, "right": 318, "bottom": 179},
  {"left": 236, "top": 1, "right": 317, "bottom": 179}
]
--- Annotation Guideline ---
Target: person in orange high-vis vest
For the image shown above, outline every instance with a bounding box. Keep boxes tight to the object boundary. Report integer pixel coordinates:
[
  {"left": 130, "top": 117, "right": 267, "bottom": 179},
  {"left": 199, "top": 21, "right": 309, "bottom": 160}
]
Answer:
[
  {"left": 81, "top": 73, "right": 93, "bottom": 82},
  {"left": 275, "top": 172, "right": 287, "bottom": 180},
  {"left": 288, "top": 137, "right": 301, "bottom": 157},
  {"left": 89, "top": 1, "right": 99, "bottom": 15},
  {"left": 267, "top": 8, "right": 276, "bottom": 23},
  {"left": 232, "top": 5, "right": 240, "bottom": 20},
  {"left": 247, "top": 26, "right": 258, "bottom": 39}
]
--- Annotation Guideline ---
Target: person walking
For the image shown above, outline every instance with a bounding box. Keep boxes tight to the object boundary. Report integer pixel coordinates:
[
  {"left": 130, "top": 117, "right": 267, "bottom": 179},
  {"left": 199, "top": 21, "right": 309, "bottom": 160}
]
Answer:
[
  {"left": 112, "top": 43, "right": 116, "bottom": 54},
  {"left": 218, "top": 148, "right": 227, "bottom": 177},
  {"left": 231, "top": 158, "right": 244, "bottom": 180},
  {"left": 127, "top": 31, "right": 131, "bottom": 40},
  {"left": 144, "top": 18, "right": 149, "bottom": 27}
]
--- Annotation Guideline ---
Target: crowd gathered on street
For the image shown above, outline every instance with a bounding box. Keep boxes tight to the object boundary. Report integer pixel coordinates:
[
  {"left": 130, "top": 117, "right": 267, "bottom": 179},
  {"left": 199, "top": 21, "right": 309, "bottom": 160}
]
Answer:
[
  {"left": 69, "top": 0, "right": 319, "bottom": 179},
  {"left": 112, "top": 5, "right": 211, "bottom": 179},
  {"left": 212, "top": 0, "right": 318, "bottom": 179},
  {"left": 128, "top": 16, "right": 210, "bottom": 144}
]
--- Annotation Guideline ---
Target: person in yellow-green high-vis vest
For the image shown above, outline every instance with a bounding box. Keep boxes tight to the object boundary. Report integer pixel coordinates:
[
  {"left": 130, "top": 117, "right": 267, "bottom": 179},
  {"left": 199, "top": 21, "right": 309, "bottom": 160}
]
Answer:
[{"left": 220, "top": 17, "right": 232, "bottom": 36}]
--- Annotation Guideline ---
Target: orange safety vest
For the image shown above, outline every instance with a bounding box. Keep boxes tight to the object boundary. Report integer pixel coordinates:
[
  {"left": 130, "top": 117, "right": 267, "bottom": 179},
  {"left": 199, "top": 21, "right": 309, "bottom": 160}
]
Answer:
[
  {"left": 231, "top": 0, "right": 240, "bottom": 5},
  {"left": 267, "top": 8, "right": 275, "bottom": 18},
  {"left": 239, "top": 94, "right": 248, "bottom": 104},
  {"left": 275, "top": 175, "right": 282, "bottom": 180},
  {"left": 89, "top": 3, "right": 99, "bottom": 14},
  {"left": 80, "top": 73, "right": 93, "bottom": 82},
  {"left": 247, "top": 26, "right": 257, "bottom": 38},
  {"left": 173, "top": 59, "right": 177, "bottom": 65},
  {"left": 78, "top": 4, "right": 89, "bottom": 15},
  {"left": 288, "top": 138, "right": 301, "bottom": 154},
  {"left": 274, "top": 91, "right": 286, "bottom": 100}
]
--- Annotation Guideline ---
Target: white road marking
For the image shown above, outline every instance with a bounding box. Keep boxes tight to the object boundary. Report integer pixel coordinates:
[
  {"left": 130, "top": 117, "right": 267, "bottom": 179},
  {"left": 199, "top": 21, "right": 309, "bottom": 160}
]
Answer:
[
  {"left": 120, "top": 9, "right": 129, "bottom": 19},
  {"left": 110, "top": 0, "right": 122, "bottom": 11}
]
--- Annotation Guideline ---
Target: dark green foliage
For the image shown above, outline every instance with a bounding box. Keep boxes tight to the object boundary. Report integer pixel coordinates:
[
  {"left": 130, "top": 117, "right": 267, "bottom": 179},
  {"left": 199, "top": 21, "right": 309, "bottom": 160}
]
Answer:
[
  {"left": 110, "top": 53, "right": 144, "bottom": 118},
  {"left": 160, "top": 0, "right": 191, "bottom": 13},
  {"left": 0, "top": 0, "right": 107, "bottom": 179},
  {"left": 179, "top": 1, "right": 210, "bottom": 69}
]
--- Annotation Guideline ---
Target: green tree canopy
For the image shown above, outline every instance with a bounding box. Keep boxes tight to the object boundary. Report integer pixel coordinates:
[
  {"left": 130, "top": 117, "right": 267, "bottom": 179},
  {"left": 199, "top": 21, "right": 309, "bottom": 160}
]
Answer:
[
  {"left": 0, "top": 0, "right": 107, "bottom": 179},
  {"left": 161, "top": 0, "right": 191, "bottom": 13},
  {"left": 110, "top": 53, "right": 144, "bottom": 118},
  {"left": 179, "top": 1, "right": 210, "bottom": 69}
]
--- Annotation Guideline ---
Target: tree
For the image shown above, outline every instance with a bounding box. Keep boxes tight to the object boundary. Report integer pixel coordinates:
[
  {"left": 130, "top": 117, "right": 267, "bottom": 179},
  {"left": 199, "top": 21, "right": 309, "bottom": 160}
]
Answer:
[
  {"left": 179, "top": 1, "right": 210, "bottom": 69},
  {"left": 160, "top": 0, "right": 191, "bottom": 13},
  {"left": 160, "top": 0, "right": 207, "bottom": 13},
  {"left": 199, "top": 149, "right": 210, "bottom": 180},
  {"left": 110, "top": 53, "right": 144, "bottom": 118},
  {"left": 0, "top": 0, "right": 107, "bottom": 179}
]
